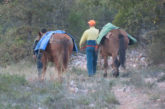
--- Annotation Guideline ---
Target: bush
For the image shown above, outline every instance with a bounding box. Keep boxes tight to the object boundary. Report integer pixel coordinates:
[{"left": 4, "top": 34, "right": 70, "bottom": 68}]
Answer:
[
  {"left": 147, "top": 28, "right": 165, "bottom": 64},
  {"left": 0, "top": 26, "right": 37, "bottom": 65}
]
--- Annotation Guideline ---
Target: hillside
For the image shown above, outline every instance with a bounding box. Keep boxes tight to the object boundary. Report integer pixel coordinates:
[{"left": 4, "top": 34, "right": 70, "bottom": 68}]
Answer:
[{"left": 0, "top": 48, "right": 165, "bottom": 109}]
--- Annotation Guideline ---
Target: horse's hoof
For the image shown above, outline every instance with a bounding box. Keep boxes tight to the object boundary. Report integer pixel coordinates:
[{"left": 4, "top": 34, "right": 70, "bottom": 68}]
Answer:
[
  {"left": 37, "top": 77, "right": 44, "bottom": 82},
  {"left": 103, "top": 73, "right": 107, "bottom": 77},
  {"left": 113, "top": 73, "right": 119, "bottom": 78},
  {"left": 40, "top": 75, "right": 45, "bottom": 81}
]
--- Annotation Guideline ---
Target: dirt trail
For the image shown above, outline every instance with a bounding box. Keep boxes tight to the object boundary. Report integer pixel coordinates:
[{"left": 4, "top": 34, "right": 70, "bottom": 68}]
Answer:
[
  {"left": 112, "top": 82, "right": 149, "bottom": 109},
  {"left": 70, "top": 51, "right": 165, "bottom": 109},
  {"left": 1, "top": 50, "right": 165, "bottom": 109}
]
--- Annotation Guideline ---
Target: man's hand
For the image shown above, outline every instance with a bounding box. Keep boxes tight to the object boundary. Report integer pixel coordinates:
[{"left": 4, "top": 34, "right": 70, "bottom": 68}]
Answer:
[
  {"left": 33, "top": 55, "right": 36, "bottom": 61},
  {"left": 80, "top": 46, "right": 86, "bottom": 51},
  {"left": 95, "top": 45, "right": 98, "bottom": 52},
  {"left": 80, "top": 47, "right": 83, "bottom": 51}
]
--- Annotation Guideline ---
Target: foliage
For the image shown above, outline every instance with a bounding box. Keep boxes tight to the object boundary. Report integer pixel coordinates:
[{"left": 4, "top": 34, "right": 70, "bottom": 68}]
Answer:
[
  {"left": 0, "top": 68, "right": 119, "bottom": 109},
  {"left": 147, "top": 28, "right": 165, "bottom": 64},
  {"left": 0, "top": 74, "right": 27, "bottom": 93},
  {"left": 0, "top": 0, "right": 164, "bottom": 64},
  {"left": 0, "top": 73, "right": 72, "bottom": 109},
  {"left": 112, "top": 0, "right": 158, "bottom": 38}
]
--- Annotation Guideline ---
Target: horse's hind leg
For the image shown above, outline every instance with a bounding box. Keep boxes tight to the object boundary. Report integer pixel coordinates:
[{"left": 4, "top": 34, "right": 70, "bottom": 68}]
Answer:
[
  {"left": 37, "top": 52, "right": 43, "bottom": 80},
  {"left": 112, "top": 55, "right": 120, "bottom": 77},
  {"left": 56, "top": 65, "right": 63, "bottom": 82},
  {"left": 41, "top": 62, "right": 47, "bottom": 81},
  {"left": 114, "top": 58, "right": 120, "bottom": 77},
  {"left": 54, "top": 58, "right": 63, "bottom": 82},
  {"left": 103, "top": 56, "right": 108, "bottom": 77},
  {"left": 41, "top": 54, "right": 48, "bottom": 81}
]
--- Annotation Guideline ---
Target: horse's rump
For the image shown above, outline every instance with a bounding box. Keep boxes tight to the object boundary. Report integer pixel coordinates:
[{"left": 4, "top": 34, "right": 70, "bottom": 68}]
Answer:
[
  {"left": 46, "top": 33, "right": 73, "bottom": 71},
  {"left": 99, "top": 29, "right": 129, "bottom": 77},
  {"left": 100, "top": 29, "right": 129, "bottom": 50},
  {"left": 36, "top": 32, "right": 74, "bottom": 81},
  {"left": 100, "top": 29, "right": 121, "bottom": 56}
]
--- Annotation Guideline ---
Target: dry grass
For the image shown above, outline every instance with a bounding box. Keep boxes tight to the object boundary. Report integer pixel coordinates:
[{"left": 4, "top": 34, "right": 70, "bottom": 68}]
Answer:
[
  {"left": 0, "top": 60, "right": 119, "bottom": 109},
  {"left": 1, "top": 60, "right": 165, "bottom": 109}
]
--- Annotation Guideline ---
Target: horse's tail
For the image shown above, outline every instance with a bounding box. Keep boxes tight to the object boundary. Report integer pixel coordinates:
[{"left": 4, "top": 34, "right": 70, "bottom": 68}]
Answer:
[
  {"left": 118, "top": 34, "right": 126, "bottom": 68},
  {"left": 62, "top": 38, "right": 68, "bottom": 70},
  {"left": 62, "top": 38, "right": 72, "bottom": 70}
]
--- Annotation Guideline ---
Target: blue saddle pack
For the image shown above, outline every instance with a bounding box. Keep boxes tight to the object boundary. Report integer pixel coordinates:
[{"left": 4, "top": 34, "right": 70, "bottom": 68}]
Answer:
[{"left": 34, "top": 30, "right": 78, "bottom": 52}]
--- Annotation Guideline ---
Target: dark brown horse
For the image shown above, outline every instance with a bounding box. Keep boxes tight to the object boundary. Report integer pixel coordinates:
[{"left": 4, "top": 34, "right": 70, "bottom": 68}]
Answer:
[
  {"left": 99, "top": 29, "right": 129, "bottom": 77},
  {"left": 38, "top": 33, "right": 73, "bottom": 81}
]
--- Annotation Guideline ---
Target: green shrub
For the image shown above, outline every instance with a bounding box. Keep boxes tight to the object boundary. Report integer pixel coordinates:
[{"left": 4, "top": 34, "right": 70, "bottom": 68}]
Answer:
[
  {"left": 157, "top": 74, "right": 165, "bottom": 82},
  {"left": 0, "top": 26, "right": 36, "bottom": 65},
  {"left": 0, "top": 74, "right": 27, "bottom": 93},
  {"left": 147, "top": 28, "right": 165, "bottom": 64},
  {"left": 104, "top": 93, "right": 120, "bottom": 105}
]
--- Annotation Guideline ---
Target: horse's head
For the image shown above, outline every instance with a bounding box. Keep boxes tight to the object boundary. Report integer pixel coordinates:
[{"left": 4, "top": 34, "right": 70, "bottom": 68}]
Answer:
[{"left": 38, "top": 32, "right": 43, "bottom": 40}]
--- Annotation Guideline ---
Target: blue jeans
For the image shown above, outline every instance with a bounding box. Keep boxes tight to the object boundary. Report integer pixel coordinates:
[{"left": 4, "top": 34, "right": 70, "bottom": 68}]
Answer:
[
  {"left": 86, "top": 40, "right": 98, "bottom": 76},
  {"left": 35, "top": 50, "right": 43, "bottom": 76}
]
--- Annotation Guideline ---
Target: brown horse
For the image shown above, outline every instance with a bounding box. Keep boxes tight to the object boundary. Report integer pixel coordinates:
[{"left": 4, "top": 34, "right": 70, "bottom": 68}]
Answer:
[
  {"left": 38, "top": 33, "right": 73, "bottom": 81},
  {"left": 99, "top": 29, "right": 129, "bottom": 77}
]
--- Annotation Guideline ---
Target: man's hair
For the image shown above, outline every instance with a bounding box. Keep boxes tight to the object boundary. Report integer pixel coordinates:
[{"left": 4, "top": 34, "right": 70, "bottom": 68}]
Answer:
[{"left": 41, "top": 28, "right": 47, "bottom": 33}]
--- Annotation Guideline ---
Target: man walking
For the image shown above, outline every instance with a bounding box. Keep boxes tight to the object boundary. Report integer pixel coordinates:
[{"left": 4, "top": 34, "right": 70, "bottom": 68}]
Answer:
[
  {"left": 79, "top": 20, "right": 99, "bottom": 77},
  {"left": 33, "top": 28, "right": 47, "bottom": 78}
]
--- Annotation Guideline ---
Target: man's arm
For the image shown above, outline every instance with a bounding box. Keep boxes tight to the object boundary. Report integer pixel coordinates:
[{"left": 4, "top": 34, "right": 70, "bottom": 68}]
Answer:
[
  {"left": 79, "top": 31, "right": 87, "bottom": 48},
  {"left": 33, "top": 40, "right": 38, "bottom": 55}
]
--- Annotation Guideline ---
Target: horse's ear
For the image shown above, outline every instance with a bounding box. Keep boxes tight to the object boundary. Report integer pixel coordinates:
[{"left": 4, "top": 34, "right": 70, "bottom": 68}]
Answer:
[{"left": 38, "top": 32, "right": 42, "bottom": 37}]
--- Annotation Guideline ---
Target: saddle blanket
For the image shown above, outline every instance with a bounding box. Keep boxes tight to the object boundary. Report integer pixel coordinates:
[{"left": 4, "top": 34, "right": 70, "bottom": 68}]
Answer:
[
  {"left": 96, "top": 23, "right": 137, "bottom": 45},
  {"left": 34, "top": 30, "right": 78, "bottom": 52}
]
